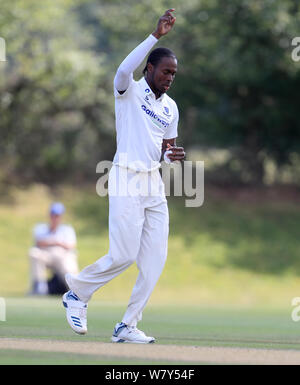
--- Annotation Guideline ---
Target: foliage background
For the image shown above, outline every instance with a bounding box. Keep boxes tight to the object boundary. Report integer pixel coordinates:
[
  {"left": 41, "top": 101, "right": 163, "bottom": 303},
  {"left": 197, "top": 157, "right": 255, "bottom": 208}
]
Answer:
[
  {"left": 0, "top": 0, "right": 300, "bottom": 307},
  {"left": 1, "top": 0, "right": 300, "bottom": 185}
]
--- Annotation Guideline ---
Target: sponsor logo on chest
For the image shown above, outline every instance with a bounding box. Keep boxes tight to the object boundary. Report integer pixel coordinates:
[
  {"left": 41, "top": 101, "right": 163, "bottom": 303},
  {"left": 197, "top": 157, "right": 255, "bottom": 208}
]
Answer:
[{"left": 141, "top": 104, "right": 171, "bottom": 128}]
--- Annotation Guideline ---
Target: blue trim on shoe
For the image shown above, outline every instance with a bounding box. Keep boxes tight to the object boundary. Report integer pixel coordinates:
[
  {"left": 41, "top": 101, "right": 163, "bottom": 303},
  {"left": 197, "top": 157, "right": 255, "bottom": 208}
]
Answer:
[
  {"left": 71, "top": 316, "right": 82, "bottom": 327},
  {"left": 67, "top": 291, "right": 80, "bottom": 301},
  {"left": 113, "top": 322, "right": 127, "bottom": 337}
]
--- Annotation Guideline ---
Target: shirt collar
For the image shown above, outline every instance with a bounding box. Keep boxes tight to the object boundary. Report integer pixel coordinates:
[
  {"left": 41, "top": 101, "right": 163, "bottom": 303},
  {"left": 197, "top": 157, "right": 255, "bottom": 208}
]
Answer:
[{"left": 139, "top": 77, "right": 165, "bottom": 102}]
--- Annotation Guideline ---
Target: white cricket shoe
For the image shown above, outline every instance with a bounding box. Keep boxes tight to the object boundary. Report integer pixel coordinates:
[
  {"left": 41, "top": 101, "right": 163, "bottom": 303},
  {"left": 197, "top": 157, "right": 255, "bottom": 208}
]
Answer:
[
  {"left": 111, "top": 322, "right": 155, "bottom": 344},
  {"left": 62, "top": 290, "right": 88, "bottom": 335}
]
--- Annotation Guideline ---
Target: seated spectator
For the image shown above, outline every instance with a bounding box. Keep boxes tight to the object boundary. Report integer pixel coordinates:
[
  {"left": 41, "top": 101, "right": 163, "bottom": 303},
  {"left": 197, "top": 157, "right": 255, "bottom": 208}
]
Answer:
[{"left": 28, "top": 202, "right": 79, "bottom": 295}]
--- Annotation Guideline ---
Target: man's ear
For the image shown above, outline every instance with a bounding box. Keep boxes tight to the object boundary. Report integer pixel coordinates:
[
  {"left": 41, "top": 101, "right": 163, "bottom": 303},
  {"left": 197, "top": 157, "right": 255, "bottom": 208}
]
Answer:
[{"left": 147, "top": 62, "right": 154, "bottom": 74}]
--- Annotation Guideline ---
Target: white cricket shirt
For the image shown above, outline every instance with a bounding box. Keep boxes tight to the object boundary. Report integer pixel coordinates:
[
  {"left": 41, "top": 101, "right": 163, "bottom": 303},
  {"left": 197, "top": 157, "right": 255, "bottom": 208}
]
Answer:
[
  {"left": 113, "top": 77, "right": 179, "bottom": 172},
  {"left": 33, "top": 224, "right": 77, "bottom": 248}
]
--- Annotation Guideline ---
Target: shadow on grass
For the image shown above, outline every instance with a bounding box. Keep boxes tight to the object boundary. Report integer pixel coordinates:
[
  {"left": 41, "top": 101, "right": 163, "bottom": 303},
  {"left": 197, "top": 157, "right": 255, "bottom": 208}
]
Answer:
[
  {"left": 168, "top": 195, "right": 300, "bottom": 276},
  {"left": 69, "top": 186, "right": 300, "bottom": 276},
  {"left": 70, "top": 191, "right": 109, "bottom": 236},
  {"left": 0, "top": 183, "right": 16, "bottom": 205}
]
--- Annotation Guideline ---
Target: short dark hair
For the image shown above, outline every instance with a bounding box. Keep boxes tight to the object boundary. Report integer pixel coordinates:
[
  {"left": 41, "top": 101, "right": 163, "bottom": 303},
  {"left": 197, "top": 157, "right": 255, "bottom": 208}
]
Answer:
[{"left": 143, "top": 47, "right": 177, "bottom": 75}]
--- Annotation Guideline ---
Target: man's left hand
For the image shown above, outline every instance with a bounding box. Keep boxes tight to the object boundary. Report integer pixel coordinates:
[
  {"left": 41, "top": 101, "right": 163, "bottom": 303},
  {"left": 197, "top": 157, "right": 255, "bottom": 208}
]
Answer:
[{"left": 165, "top": 143, "right": 185, "bottom": 162}]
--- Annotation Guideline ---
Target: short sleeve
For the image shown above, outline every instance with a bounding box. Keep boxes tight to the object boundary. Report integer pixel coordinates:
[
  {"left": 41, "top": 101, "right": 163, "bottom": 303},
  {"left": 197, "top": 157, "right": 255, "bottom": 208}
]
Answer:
[
  {"left": 163, "top": 102, "right": 179, "bottom": 140},
  {"left": 33, "top": 224, "right": 48, "bottom": 242}
]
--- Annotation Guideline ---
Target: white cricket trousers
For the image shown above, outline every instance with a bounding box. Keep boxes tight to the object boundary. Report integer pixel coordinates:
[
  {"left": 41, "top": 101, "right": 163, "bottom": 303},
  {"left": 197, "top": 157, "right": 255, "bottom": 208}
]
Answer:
[{"left": 66, "top": 165, "right": 169, "bottom": 327}]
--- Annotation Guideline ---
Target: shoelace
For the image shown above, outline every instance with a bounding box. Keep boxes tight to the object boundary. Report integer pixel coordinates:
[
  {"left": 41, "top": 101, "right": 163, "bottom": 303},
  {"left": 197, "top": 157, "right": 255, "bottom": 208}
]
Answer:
[
  {"left": 127, "top": 326, "right": 146, "bottom": 336},
  {"left": 78, "top": 308, "right": 87, "bottom": 319}
]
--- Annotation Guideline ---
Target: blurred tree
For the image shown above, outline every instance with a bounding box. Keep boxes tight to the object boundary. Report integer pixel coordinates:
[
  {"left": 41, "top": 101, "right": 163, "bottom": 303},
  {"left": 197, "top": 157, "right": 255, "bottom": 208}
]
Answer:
[
  {"left": 0, "top": 0, "right": 299, "bottom": 185},
  {"left": 80, "top": 0, "right": 300, "bottom": 185},
  {"left": 0, "top": 0, "right": 114, "bottom": 184},
  {"left": 172, "top": 0, "right": 300, "bottom": 185}
]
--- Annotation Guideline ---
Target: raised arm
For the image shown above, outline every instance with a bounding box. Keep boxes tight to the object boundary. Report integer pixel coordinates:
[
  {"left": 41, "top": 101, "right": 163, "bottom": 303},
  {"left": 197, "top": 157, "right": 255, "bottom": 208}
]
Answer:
[
  {"left": 114, "top": 9, "right": 176, "bottom": 94},
  {"left": 114, "top": 35, "right": 158, "bottom": 94}
]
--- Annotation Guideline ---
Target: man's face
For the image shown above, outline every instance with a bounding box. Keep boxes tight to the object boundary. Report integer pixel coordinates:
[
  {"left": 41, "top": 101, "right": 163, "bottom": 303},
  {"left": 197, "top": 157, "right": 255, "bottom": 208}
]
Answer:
[
  {"left": 147, "top": 56, "right": 177, "bottom": 95},
  {"left": 50, "top": 213, "right": 62, "bottom": 229}
]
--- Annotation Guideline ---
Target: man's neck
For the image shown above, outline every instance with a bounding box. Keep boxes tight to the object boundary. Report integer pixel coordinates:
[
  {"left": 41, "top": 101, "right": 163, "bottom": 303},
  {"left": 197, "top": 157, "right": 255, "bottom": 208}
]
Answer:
[{"left": 145, "top": 76, "right": 162, "bottom": 99}]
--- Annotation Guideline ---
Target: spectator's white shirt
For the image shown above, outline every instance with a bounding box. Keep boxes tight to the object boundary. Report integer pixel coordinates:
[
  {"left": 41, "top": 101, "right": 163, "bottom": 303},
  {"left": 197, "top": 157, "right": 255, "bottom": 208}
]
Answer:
[{"left": 33, "top": 224, "right": 77, "bottom": 249}]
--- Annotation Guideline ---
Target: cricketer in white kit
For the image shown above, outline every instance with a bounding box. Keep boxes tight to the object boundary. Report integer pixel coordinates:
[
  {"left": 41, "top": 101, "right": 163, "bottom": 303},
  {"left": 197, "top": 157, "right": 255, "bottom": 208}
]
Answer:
[{"left": 63, "top": 9, "right": 185, "bottom": 343}]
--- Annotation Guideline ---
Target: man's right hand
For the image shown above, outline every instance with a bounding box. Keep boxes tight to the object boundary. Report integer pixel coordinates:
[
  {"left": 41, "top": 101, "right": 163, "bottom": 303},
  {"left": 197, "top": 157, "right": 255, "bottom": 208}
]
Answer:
[{"left": 152, "top": 9, "right": 176, "bottom": 39}]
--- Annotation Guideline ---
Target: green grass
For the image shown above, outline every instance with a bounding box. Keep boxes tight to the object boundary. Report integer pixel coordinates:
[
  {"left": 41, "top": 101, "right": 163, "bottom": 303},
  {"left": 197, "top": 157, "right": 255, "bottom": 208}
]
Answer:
[
  {"left": 1, "top": 183, "right": 300, "bottom": 308},
  {"left": 0, "top": 350, "right": 160, "bottom": 365},
  {"left": 2, "top": 297, "right": 298, "bottom": 349},
  {"left": 1, "top": 184, "right": 300, "bottom": 364},
  {"left": 1, "top": 297, "right": 300, "bottom": 364}
]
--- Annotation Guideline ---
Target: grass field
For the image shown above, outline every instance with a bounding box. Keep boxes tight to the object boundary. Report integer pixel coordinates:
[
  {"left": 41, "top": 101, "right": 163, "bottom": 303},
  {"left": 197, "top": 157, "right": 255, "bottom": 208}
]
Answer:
[
  {"left": 1, "top": 183, "right": 300, "bottom": 364},
  {"left": 1, "top": 183, "right": 300, "bottom": 306},
  {"left": 1, "top": 297, "right": 300, "bottom": 365}
]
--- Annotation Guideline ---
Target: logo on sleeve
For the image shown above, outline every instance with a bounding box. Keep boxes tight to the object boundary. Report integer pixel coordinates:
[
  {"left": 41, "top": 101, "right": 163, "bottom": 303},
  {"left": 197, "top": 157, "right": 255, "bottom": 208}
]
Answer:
[{"left": 163, "top": 106, "right": 172, "bottom": 117}]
